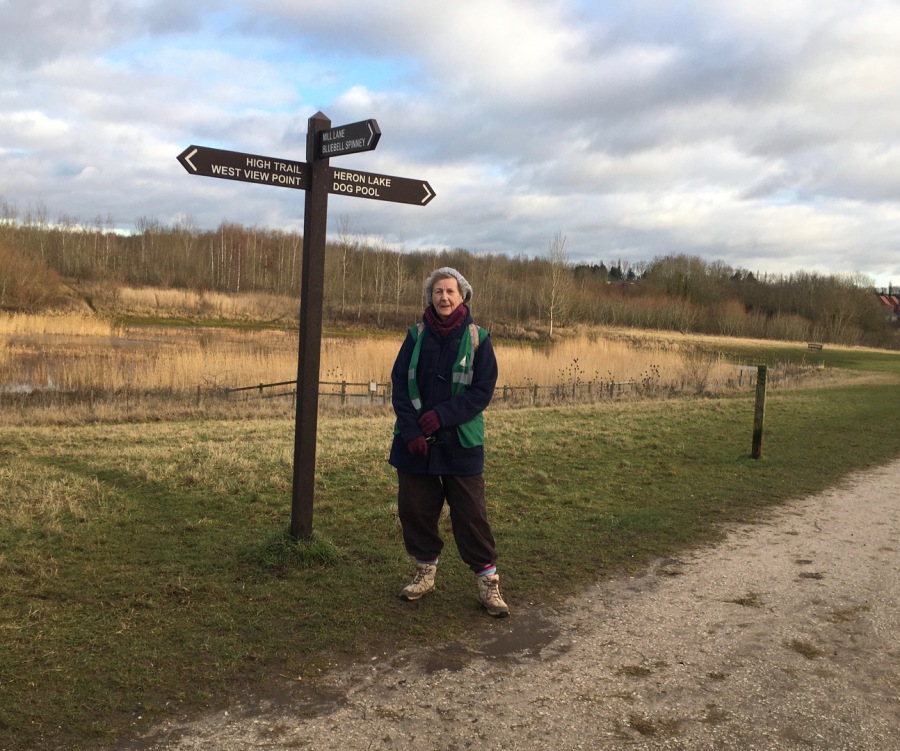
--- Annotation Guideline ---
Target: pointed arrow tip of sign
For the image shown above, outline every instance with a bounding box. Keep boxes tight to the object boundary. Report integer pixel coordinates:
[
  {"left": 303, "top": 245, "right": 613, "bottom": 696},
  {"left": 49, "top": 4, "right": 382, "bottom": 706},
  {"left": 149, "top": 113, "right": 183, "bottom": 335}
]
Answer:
[
  {"left": 368, "top": 120, "right": 381, "bottom": 148},
  {"left": 177, "top": 147, "right": 199, "bottom": 172}
]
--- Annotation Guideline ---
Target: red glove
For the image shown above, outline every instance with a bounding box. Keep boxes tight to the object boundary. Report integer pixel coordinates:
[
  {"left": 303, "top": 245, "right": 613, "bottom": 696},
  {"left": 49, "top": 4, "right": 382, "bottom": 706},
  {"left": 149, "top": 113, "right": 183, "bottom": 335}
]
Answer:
[
  {"left": 407, "top": 436, "right": 428, "bottom": 457},
  {"left": 418, "top": 410, "right": 441, "bottom": 436}
]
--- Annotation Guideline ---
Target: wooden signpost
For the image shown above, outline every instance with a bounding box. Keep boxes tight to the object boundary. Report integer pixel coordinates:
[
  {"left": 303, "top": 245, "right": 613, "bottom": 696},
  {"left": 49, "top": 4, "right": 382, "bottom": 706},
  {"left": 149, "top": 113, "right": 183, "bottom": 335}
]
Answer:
[{"left": 177, "top": 112, "right": 435, "bottom": 538}]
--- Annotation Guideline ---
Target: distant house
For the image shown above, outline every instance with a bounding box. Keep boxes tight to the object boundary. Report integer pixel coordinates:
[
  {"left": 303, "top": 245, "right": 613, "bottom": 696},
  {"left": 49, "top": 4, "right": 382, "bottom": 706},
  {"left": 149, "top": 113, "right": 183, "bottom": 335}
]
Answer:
[{"left": 876, "top": 292, "right": 900, "bottom": 323}]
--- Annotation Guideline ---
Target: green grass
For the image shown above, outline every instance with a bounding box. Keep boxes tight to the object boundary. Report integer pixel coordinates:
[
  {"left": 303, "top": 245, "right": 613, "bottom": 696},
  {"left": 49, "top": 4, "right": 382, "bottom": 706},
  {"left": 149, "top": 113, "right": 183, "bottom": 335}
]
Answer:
[
  {"left": 2, "top": 347, "right": 900, "bottom": 749},
  {"left": 709, "top": 337, "right": 900, "bottom": 374}
]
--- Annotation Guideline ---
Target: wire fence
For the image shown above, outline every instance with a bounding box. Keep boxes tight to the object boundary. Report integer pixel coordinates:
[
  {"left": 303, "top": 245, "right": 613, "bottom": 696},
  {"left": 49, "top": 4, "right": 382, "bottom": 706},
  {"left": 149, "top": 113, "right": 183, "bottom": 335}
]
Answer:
[
  {"left": 221, "top": 378, "right": 649, "bottom": 407},
  {"left": 221, "top": 368, "right": 773, "bottom": 408},
  {"left": 1, "top": 361, "right": 827, "bottom": 425}
]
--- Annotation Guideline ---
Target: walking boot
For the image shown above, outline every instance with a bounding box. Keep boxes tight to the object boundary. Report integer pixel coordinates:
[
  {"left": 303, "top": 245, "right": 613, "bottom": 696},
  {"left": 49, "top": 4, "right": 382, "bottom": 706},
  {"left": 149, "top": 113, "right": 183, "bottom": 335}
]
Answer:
[
  {"left": 400, "top": 562, "right": 437, "bottom": 601},
  {"left": 477, "top": 573, "right": 510, "bottom": 617}
]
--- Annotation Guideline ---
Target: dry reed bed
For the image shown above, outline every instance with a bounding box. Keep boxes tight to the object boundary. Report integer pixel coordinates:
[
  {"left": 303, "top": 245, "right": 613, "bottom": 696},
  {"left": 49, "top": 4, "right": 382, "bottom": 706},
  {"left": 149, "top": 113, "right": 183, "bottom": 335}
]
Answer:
[
  {"left": 4, "top": 313, "right": 742, "bottom": 391},
  {"left": 0, "top": 313, "right": 834, "bottom": 425},
  {"left": 103, "top": 286, "right": 299, "bottom": 322}
]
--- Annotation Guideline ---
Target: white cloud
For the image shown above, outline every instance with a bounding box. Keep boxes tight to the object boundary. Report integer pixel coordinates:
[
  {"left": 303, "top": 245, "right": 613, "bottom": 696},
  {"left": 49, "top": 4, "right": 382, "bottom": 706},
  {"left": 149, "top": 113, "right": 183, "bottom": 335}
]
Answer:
[
  {"left": 0, "top": 0, "right": 899, "bottom": 285},
  {"left": 0, "top": 110, "right": 70, "bottom": 143}
]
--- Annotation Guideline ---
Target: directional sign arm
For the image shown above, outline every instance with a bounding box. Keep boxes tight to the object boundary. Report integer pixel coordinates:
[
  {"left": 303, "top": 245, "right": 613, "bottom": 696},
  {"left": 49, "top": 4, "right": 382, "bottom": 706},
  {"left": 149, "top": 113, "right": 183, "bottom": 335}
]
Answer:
[
  {"left": 176, "top": 145, "right": 309, "bottom": 190},
  {"left": 327, "top": 167, "right": 435, "bottom": 206},
  {"left": 317, "top": 119, "right": 381, "bottom": 159},
  {"left": 176, "top": 142, "right": 434, "bottom": 205}
]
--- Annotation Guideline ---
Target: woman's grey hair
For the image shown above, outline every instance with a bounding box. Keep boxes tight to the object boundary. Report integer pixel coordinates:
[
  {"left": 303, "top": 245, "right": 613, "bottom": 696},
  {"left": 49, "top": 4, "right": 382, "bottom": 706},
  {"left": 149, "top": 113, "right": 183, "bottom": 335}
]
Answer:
[{"left": 424, "top": 267, "right": 473, "bottom": 306}]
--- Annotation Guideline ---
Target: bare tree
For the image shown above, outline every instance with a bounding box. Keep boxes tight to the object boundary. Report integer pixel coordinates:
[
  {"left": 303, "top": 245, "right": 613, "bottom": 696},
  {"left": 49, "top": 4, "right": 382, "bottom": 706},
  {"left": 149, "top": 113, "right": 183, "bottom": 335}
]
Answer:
[
  {"left": 541, "top": 232, "right": 570, "bottom": 339},
  {"left": 24, "top": 201, "right": 48, "bottom": 261},
  {"left": 173, "top": 215, "right": 199, "bottom": 286},
  {"left": 104, "top": 213, "right": 115, "bottom": 271},
  {"left": 394, "top": 248, "right": 408, "bottom": 315},
  {"left": 336, "top": 215, "right": 355, "bottom": 316},
  {"left": 0, "top": 197, "right": 18, "bottom": 248},
  {"left": 372, "top": 240, "right": 390, "bottom": 325},
  {"left": 357, "top": 243, "right": 367, "bottom": 320}
]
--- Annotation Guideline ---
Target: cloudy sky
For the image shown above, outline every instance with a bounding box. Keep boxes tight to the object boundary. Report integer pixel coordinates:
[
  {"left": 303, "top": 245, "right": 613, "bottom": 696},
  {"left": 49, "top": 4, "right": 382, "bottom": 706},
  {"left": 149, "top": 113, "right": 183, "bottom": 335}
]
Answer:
[{"left": 2, "top": 0, "right": 899, "bottom": 286}]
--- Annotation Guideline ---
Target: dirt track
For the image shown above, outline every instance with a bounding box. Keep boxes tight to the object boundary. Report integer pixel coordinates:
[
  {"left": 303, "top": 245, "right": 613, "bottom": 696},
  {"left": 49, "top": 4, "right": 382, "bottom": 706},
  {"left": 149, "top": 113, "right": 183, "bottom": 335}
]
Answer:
[{"left": 133, "top": 459, "right": 900, "bottom": 750}]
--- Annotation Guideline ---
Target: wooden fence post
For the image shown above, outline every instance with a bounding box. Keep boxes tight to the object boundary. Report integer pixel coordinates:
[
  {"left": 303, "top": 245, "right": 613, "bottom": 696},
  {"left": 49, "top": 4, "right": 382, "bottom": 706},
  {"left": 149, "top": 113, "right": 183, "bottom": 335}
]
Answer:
[{"left": 751, "top": 364, "right": 767, "bottom": 459}]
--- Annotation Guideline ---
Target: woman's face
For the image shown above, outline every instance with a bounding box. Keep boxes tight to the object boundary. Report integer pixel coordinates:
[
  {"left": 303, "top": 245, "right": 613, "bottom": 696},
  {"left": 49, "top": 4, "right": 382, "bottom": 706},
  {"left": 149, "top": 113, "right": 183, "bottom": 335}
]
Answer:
[{"left": 431, "top": 276, "right": 463, "bottom": 320}]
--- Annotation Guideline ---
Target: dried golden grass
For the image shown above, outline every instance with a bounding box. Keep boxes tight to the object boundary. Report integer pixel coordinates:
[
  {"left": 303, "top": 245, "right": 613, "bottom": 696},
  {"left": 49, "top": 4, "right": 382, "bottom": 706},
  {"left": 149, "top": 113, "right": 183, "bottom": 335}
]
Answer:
[
  {"left": 112, "top": 286, "right": 296, "bottom": 321},
  {"left": 496, "top": 334, "right": 716, "bottom": 387},
  {"left": 0, "top": 312, "right": 118, "bottom": 337},
  {"left": 0, "top": 463, "right": 118, "bottom": 532},
  {"left": 2, "top": 314, "right": 739, "bottom": 394}
]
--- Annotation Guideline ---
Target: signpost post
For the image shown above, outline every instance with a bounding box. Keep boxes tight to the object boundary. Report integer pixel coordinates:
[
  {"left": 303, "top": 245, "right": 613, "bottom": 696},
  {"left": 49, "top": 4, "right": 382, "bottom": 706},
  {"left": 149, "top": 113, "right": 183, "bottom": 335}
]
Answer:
[{"left": 177, "top": 113, "right": 434, "bottom": 538}]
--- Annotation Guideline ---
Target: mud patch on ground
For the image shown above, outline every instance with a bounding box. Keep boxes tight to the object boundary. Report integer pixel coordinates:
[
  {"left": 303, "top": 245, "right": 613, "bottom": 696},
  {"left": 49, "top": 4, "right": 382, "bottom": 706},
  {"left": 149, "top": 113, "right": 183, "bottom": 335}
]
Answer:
[{"left": 478, "top": 609, "right": 563, "bottom": 661}]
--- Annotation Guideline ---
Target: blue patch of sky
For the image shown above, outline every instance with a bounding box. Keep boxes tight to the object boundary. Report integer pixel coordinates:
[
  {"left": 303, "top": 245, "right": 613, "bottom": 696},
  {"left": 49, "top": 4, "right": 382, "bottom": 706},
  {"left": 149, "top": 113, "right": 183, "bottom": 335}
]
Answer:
[
  {"left": 569, "top": 0, "right": 620, "bottom": 22},
  {"left": 0, "top": 147, "right": 32, "bottom": 158},
  {"left": 100, "top": 6, "right": 413, "bottom": 113},
  {"left": 766, "top": 188, "right": 805, "bottom": 206},
  {"left": 52, "top": 160, "right": 87, "bottom": 178}
]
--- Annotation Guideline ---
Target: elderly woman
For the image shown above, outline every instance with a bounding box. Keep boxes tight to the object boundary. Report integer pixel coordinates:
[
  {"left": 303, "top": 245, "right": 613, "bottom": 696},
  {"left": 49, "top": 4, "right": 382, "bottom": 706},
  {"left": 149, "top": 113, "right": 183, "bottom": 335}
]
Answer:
[{"left": 388, "top": 267, "right": 509, "bottom": 617}]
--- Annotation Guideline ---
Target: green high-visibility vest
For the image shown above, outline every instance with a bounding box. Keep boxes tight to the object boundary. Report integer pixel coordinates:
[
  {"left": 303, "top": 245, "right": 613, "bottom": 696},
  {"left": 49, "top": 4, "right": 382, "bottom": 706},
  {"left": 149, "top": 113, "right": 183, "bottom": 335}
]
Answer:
[{"left": 396, "top": 322, "right": 488, "bottom": 449}]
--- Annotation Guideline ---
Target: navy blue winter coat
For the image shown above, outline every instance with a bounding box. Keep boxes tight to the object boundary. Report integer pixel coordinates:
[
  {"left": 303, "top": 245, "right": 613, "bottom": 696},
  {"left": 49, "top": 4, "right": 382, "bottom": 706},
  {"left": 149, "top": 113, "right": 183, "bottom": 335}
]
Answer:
[{"left": 389, "top": 310, "right": 498, "bottom": 476}]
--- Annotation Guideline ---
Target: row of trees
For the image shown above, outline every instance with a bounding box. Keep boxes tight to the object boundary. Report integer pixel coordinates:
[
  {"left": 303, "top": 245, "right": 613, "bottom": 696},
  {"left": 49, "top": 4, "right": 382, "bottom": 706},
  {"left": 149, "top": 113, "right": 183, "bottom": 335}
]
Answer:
[{"left": 0, "top": 197, "right": 893, "bottom": 346}]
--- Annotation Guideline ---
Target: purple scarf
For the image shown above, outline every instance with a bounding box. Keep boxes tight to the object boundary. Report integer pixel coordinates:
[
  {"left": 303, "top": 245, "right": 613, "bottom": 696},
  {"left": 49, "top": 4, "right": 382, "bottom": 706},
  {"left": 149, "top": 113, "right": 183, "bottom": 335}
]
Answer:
[{"left": 424, "top": 303, "right": 469, "bottom": 337}]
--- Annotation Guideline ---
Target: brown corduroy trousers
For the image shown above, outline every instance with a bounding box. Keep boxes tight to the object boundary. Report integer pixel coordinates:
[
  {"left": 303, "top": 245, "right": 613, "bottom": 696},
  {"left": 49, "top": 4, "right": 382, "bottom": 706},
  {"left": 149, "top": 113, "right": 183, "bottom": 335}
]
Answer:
[{"left": 396, "top": 471, "right": 498, "bottom": 573}]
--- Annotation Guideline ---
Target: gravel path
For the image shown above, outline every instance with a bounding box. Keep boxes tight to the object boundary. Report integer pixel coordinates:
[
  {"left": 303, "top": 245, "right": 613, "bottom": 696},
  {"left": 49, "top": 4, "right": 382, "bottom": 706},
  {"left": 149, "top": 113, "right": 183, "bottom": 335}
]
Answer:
[{"left": 134, "top": 459, "right": 900, "bottom": 750}]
